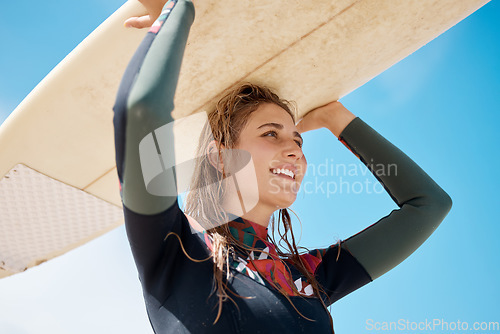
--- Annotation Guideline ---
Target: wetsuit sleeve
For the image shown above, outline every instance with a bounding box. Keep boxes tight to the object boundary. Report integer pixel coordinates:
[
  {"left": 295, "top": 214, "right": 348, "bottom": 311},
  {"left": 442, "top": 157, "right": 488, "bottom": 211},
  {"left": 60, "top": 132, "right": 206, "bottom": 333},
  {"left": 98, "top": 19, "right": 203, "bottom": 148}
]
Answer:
[
  {"left": 311, "top": 117, "right": 452, "bottom": 305},
  {"left": 113, "top": 0, "right": 195, "bottom": 215},
  {"left": 112, "top": 0, "right": 198, "bottom": 299}
]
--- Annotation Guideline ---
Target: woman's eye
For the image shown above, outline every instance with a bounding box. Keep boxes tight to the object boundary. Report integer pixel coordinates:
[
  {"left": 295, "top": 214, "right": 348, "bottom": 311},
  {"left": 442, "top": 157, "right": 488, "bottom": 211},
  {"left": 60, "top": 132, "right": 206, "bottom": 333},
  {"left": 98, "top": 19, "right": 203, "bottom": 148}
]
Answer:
[
  {"left": 263, "top": 131, "right": 277, "bottom": 137},
  {"left": 263, "top": 131, "right": 302, "bottom": 148}
]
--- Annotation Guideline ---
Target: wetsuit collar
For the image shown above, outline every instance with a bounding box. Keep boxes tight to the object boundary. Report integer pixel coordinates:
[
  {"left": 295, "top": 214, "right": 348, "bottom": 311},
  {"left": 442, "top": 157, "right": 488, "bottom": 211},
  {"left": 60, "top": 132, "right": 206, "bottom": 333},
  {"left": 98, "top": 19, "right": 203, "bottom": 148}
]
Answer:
[{"left": 227, "top": 216, "right": 269, "bottom": 250}]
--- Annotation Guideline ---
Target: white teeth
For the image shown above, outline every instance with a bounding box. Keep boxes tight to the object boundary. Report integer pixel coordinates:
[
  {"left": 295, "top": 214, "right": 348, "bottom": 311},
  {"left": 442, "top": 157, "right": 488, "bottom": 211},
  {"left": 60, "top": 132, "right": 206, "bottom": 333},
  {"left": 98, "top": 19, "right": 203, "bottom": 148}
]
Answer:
[{"left": 272, "top": 168, "right": 295, "bottom": 179}]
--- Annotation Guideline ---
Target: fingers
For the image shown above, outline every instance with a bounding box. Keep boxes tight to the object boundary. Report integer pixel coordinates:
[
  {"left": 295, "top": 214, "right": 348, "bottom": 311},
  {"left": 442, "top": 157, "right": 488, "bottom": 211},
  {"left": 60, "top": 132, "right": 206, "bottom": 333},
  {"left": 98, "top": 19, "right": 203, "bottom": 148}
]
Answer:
[
  {"left": 124, "top": 15, "right": 155, "bottom": 29},
  {"left": 296, "top": 117, "right": 315, "bottom": 134},
  {"left": 296, "top": 119, "right": 306, "bottom": 133}
]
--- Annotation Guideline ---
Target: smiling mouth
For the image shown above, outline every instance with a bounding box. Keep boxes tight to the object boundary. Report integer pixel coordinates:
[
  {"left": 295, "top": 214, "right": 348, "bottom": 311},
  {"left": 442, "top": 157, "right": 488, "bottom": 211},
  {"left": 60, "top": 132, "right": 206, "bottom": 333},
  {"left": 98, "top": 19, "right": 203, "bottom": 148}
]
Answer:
[{"left": 269, "top": 168, "right": 295, "bottom": 180}]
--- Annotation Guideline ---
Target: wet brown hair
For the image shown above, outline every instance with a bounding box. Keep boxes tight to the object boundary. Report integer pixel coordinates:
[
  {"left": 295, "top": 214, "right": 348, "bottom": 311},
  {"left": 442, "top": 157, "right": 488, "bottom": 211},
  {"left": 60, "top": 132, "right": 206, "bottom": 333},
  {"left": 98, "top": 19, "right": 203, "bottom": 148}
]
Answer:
[{"left": 181, "top": 83, "right": 334, "bottom": 331}]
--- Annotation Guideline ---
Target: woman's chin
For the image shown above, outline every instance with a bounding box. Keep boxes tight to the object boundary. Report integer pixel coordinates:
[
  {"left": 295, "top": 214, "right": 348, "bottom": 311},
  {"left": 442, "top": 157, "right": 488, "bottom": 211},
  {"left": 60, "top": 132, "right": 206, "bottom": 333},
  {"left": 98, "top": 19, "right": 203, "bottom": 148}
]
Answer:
[{"left": 269, "top": 191, "right": 298, "bottom": 209}]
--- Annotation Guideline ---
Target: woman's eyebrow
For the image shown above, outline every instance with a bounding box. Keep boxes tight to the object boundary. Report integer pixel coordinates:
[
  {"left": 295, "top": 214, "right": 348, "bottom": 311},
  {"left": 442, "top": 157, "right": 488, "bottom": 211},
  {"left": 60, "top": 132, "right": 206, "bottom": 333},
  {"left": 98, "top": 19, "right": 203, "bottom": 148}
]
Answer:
[{"left": 257, "top": 122, "right": 303, "bottom": 143}]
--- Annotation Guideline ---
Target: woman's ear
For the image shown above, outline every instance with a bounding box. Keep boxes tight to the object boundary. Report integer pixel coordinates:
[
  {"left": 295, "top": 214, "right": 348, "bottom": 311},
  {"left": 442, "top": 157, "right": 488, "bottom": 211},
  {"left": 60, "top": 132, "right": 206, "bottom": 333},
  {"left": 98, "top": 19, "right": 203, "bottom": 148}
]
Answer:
[{"left": 206, "top": 140, "right": 224, "bottom": 173}]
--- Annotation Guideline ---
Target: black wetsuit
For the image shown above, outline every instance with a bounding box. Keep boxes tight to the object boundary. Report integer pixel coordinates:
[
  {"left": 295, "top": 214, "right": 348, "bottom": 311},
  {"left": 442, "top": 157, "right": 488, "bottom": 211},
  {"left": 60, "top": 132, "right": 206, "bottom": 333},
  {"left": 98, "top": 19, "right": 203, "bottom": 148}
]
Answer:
[{"left": 113, "top": 1, "right": 452, "bottom": 333}]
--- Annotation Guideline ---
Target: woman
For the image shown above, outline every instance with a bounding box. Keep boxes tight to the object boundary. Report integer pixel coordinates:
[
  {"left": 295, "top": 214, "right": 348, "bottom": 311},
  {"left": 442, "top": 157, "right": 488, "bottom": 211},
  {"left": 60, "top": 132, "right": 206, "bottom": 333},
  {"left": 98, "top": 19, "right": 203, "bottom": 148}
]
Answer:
[{"left": 113, "top": 0, "right": 452, "bottom": 333}]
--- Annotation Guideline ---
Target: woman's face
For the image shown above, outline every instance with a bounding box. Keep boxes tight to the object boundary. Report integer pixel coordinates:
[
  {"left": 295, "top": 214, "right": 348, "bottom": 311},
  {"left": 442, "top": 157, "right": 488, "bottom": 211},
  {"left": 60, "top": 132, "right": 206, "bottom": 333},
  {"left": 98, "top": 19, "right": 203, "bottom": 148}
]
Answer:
[{"left": 234, "top": 103, "right": 307, "bottom": 211}]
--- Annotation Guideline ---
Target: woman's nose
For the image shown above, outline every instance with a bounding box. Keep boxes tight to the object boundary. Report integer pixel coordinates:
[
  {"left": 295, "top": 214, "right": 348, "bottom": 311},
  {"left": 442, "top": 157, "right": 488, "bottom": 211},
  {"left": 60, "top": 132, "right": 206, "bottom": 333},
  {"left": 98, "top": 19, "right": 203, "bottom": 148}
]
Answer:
[{"left": 283, "top": 140, "right": 303, "bottom": 160}]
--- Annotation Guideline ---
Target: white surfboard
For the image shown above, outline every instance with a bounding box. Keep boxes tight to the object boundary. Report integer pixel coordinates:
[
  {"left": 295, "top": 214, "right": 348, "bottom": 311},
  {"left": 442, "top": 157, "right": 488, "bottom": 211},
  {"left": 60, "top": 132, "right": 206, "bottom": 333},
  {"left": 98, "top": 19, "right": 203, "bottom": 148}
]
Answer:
[{"left": 0, "top": 0, "right": 489, "bottom": 278}]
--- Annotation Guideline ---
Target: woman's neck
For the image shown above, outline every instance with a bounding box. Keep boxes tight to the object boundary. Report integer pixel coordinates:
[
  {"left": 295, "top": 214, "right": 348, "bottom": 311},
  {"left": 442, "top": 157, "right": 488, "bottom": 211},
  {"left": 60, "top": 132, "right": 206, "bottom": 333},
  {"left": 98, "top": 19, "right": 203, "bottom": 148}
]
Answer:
[
  {"left": 220, "top": 177, "right": 277, "bottom": 227},
  {"left": 240, "top": 206, "right": 273, "bottom": 228},
  {"left": 222, "top": 196, "right": 274, "bottom": 228}
]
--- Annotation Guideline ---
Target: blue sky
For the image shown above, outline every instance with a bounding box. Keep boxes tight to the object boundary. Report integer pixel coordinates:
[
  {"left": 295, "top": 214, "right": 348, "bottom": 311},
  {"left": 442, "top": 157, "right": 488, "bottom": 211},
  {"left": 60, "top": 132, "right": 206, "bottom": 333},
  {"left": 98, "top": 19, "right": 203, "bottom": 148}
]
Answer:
[{"left": 1, "top": 1, "right": 499, "bottom": 333}]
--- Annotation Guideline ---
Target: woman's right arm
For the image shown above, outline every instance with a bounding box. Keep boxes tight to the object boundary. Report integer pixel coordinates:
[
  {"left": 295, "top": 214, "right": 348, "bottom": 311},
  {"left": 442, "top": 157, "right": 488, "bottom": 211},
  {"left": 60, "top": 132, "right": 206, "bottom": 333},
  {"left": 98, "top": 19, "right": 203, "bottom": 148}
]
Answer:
[
  {"left": 112, "top": 1, "right": 196, "bottom": 294},
  {"left": 113, "top": 0, "right": 195, "bottom": 216}
]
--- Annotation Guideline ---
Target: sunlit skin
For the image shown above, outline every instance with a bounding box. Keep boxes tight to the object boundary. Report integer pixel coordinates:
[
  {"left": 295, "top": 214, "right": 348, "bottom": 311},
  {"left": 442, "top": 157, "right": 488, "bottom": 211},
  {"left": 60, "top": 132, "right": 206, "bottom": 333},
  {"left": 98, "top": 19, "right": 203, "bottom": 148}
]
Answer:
[{"left": 220, "top": 103, "right": 308, "bottom": 228}]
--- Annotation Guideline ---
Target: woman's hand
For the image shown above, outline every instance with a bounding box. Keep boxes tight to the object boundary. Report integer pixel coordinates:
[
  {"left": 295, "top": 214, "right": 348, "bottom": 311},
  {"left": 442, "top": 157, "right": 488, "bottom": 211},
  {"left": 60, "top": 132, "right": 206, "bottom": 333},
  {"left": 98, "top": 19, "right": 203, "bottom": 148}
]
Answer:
[
  {"left": 125, "top": 0, "right": 169, "bottom": 29},
  {"left": 296, "top": 101, "right": 356, "bottom": 138}
]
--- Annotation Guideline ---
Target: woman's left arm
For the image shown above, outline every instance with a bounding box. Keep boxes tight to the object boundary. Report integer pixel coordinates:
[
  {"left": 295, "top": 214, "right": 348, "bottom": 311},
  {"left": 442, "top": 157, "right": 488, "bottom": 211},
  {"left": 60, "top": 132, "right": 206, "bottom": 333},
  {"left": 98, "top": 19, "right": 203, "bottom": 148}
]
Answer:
[{"left": 297, "top": 102, "right": 452, "bottom": 281}]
